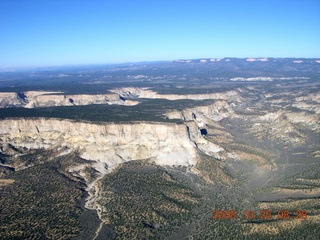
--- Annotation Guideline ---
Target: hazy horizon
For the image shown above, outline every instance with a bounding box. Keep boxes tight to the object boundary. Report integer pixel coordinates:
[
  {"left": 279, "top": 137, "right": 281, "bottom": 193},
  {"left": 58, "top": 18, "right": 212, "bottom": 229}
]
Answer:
[{"left": 1, "top": 56, "right": 320, "bottom": 72}]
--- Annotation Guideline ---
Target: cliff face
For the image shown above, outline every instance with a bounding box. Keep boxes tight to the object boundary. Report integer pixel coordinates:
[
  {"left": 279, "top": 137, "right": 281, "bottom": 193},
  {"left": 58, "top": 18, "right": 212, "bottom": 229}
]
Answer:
[
  {"left": 0, "top": 91, "right": 128, "bottom": 108},
  {"left": 25, "top": 93, "right": 123, "bottom": 108},
  {"left": 0, "top": 118, "right": 201, "bottom": 169},
  {"left": 111, "top": 87, "right": 242, "bottom": 101},
  {"left": 166, "top": 100, "right": 235, "bottom": 127},
  {"left": 0, "top": 92, "right": 24, "bottom": 107},
  {"left": 0, "top": 87, "right": 241, "bottom": 108}
]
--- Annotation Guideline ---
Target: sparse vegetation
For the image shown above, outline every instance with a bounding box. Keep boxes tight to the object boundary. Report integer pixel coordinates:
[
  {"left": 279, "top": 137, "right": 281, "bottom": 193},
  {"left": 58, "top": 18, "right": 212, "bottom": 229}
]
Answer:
[
  {"left": 97, "top": 160, "right": 201, "bottom": 239},
  {"left": 0, "top": 156, "right": 86, "bottom": 239}
]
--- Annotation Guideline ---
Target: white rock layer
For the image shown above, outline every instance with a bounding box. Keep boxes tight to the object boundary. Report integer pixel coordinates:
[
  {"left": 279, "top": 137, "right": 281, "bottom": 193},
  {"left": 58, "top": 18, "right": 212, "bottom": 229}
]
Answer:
[{"left": 0, "top": 118, "right": 202, "bottom": 168}]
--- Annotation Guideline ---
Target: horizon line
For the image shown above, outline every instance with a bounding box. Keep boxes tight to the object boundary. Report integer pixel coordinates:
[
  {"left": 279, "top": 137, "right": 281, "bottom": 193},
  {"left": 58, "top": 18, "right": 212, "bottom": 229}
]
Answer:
[{"left": 1, "top": 57, "right": 320, "bottom": 72}]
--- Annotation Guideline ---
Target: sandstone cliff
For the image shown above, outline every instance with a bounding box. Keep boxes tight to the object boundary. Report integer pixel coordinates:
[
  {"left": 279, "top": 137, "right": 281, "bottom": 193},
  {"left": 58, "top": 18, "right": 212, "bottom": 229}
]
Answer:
[
  {"left": 0, "top": 118, "right": 203, "bottom": 169},
  {"left": 0, "top": 92, "right": 25, "bottom": 107},
  {"left": 165, "top": 100, "right": 234, "bottom": 127},
  {"left": 0, "top": 87, "right": 241, "bottom": 108},
  {"left": 110, "top": 87, "right": 242, "bottom": 101},
  {"left": 0, "top": 91, "right": 135, "bottom": 108}
]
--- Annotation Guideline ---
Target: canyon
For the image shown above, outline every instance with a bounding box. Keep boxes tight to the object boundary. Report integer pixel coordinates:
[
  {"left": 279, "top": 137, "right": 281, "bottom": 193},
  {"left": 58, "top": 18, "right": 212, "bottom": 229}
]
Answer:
[{"left": 0, "top": 59, "right": 319, "bottom": 239}]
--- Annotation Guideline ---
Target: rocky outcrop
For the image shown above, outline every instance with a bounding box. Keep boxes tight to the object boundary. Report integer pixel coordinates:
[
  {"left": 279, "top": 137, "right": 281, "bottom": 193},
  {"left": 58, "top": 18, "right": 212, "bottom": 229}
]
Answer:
[
  {"left": 166, "top": 100, "right": 235, "bottom": 127},
  {"left": 0, "top": 92, "right": 25, "bottom": 107},
  {"left": 0, "top": 91, "right": 132, "bottom": 108},
  {"left": 295, "top": 92, "right": 320, "bottom": 102},
  {"left": 25, "top": 93, "right": 122, "bottom": 108},
  {"left": 111, "top": 87, "right": 242, "bottom": 101},
  {"left": 185, "top": 121, "right": 224, "bottom": 157},
  {"left": 243, "top": 109, "right": 320, "bottom": 145}
]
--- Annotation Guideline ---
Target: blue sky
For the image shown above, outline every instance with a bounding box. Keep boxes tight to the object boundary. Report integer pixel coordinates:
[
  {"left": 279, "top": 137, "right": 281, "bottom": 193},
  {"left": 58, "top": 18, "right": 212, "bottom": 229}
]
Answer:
[{"left": 0, "top": 0, "right": 319, "bottom": 68}]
